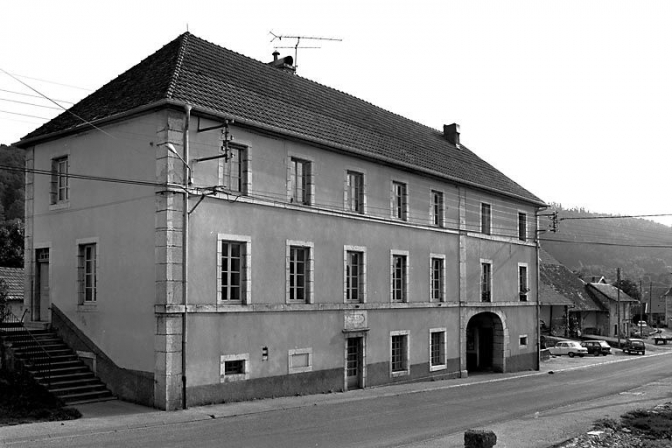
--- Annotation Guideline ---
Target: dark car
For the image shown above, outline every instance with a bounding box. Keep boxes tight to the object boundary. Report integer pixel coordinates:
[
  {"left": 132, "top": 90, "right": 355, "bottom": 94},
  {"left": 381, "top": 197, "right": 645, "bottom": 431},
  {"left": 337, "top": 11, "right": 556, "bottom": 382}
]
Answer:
[
  {"left": 622, "top": 338, "right": 646, "bottom": 355},
  {"left": 581, "top": 340, "right": 611, "bottom": 356}
]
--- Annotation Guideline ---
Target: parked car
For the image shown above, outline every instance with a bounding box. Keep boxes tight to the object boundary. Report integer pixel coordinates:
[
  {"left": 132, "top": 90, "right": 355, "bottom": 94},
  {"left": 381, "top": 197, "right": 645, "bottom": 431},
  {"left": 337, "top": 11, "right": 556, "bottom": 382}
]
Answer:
[
  {"left": 581, "top": 340, "right": 611, "bottom": 356},
  {"left": 622, "top": 338, "right": 646, "bottom": 355},
  {"left": 549, "top": 341, "right": 588, "bottom": 357}
]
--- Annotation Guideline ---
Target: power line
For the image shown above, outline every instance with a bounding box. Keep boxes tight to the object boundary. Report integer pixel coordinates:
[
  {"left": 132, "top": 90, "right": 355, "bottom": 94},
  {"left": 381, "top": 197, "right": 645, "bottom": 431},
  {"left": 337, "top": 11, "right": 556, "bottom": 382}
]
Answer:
[
  {"left": 560, "top": 213, "right": 672, "bottom": 221},
  {"left": 0, "top": 67, "right": 114, "bottom": 139},
  {"left": 0, "top": 88, "right": 74, "bottom": 105},
  {"left": 0, "top": 97, "right": 62, "bottom": 110},
  {"left": 541, "top": 237, "right": 672, "bottom": 249},
  {"left": 2, "top": 72, "right": 92, "bottom": 91},
  {"left": 0, "top": 164, "right": 165, "bottom": 189},
  {"left": 0, "top": 109, "right": 52, "bottom": 120}
]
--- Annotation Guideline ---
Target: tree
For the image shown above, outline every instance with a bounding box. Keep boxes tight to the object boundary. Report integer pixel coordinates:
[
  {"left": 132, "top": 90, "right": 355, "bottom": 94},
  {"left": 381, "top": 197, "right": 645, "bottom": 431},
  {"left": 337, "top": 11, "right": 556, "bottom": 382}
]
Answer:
[
  {"left": 0, "top": 221, "right": 23, "bottom": 268},
  {"left": 613, "top": 278, "right": 641, "bottom": 301}
]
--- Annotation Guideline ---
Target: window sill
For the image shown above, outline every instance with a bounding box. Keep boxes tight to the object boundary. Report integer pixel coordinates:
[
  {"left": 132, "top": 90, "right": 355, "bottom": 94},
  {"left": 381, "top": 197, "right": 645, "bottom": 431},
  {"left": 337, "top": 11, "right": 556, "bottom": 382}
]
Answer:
[
  {"left": 220, "top": 373, "right": 247, "bottom": 383},
  {"left": 430, "top": 364, "right": 447, "bottom": 372},
  {"left": 391, "top": 369, "right": 410, "bottom": 378},
  {"left": 49, "top": 202, "right": 70, "bottom": 211},
  {"left": 77, "top": 303, "right": 98, "bottom": 312}
]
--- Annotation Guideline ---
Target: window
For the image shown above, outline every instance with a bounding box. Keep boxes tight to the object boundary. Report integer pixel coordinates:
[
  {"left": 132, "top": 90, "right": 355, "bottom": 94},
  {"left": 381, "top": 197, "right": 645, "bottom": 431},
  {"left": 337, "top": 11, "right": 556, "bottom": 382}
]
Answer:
[
  {"left": 390, "top": 331, "right": 409, "bottom": 376},
  {"left": 519, "top": 335, "right": 528, "bottom": 348},
  {"left": 217, "top": 234, "right": 251, "bottom": 304},
  {"left": 481, "top": 260, "right": 492, "bottom": 302},
  {"left": 220, "top": 353, "right": 249, "bottom": 382},
  {"left": 50, "top": 156, "right": 69, "bottom": 205},
  {"left": 391, "top": 251, "right": 409, "bottom": 302},
  {"left": 430, "top": 190, "right": 444, "bottom": 227},
  {"left": 518, "top": 264, "right": 529, "bottom": 302},
  {"left": 289, "top": 157, "right": 311, "bottom": 205},
  {"left": 345, "top": 171, "right": 364, "bottom": 214},
  {"left": 430, "top": 256, "right": 445, "bottom": 302},
  {"left": 392, "top": 181, "right": 408, "bottom": 221},
  {"left": 481, "top": 203, "right": 491, "bottom": 235},
  {"left": 429, "top": 328, "right": 447, "bottom": 371},
  {"left": 78, "top": 243, "right": 97, "bottom": 303},
  {"left": 345, "top": 248, "right": 366, "bottom": 303},
  {"left": 518, "top": 212, "right": 527, "bottom": 241},
  {"left": 220, "top": 145, "right": 247, "bottom": 194},
  {"left": 287, "top": 241, "right": 314, "bottom": 303}
]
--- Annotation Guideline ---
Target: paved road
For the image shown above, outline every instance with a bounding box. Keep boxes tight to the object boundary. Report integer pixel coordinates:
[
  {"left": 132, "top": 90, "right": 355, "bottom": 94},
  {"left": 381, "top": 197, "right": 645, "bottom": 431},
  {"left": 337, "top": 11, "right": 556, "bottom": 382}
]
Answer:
[{"left": 4, "top": 352, "right": 672, "bottom": 448}]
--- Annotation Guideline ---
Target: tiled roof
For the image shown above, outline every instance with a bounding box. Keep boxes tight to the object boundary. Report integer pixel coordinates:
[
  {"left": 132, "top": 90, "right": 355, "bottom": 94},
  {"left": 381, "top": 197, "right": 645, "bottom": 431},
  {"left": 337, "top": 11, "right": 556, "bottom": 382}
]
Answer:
[
  {"left": 19, "top": 33, "right": 544, "bottom": 206},
  {"left": 539, "top": 249, "right": 603, "bottom": 311},
  {"left": 0, "top": 267, "right": 24, "bottom": 301},
  {"left": 587, "top": 283, "right": 639, "bottom": 305}
]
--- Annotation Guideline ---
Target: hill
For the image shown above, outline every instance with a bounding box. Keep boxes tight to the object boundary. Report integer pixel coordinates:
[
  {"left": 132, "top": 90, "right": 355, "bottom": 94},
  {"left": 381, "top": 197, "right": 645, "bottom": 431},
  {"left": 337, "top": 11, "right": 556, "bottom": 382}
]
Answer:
[
  {"left": 0, "top": 144, "right": 24, "bottom": 267},
  {"left": 540, "top": 204, "right": 672, "bottom": 289}
]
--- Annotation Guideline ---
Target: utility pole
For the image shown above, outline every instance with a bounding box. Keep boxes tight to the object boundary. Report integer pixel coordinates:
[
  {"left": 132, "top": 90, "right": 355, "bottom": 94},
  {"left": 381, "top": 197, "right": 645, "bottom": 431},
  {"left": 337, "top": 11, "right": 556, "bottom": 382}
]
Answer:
[
  {"left": 617, "top": 268, "right": 621, "bottom": 347},
  {"left": 649, "top": 281, "right": 653, "bottom": 328}
]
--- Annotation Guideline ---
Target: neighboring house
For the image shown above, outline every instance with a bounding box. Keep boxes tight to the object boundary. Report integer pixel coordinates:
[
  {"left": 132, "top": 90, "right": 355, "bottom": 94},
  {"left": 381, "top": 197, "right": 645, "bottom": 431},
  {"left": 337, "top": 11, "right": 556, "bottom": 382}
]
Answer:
[
  {"left": 538, "top": 250, "right": 604, "bottom": 337},
  {"left": 16, "top": 33, "right": 546, "bottom": 410},
  {"left": 0, "top": 266, "right": 25, "bottom": 318},
  {"left": 586, "top": 283, "right": 638, "bottom": 337}
]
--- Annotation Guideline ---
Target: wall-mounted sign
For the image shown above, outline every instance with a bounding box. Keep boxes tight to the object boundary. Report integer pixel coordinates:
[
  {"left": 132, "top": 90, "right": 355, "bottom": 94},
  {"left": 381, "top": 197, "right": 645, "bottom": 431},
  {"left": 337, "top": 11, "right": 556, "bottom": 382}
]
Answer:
[{"left": 344, "top": 311, "right": 367, "bottom": 331}]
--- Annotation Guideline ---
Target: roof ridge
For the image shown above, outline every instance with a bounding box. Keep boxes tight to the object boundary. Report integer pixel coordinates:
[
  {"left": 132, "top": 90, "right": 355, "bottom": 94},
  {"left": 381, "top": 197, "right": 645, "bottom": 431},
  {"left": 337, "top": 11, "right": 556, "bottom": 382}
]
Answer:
[{"left": 167, "top": 32, "right": 191, "bottom": 99}]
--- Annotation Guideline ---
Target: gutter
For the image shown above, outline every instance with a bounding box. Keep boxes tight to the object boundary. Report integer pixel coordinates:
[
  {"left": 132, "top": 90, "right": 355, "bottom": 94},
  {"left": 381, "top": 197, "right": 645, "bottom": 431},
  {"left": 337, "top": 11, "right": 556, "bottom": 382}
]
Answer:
[{"left": 15, "top": 100, "right": 546, "bottom": 208}]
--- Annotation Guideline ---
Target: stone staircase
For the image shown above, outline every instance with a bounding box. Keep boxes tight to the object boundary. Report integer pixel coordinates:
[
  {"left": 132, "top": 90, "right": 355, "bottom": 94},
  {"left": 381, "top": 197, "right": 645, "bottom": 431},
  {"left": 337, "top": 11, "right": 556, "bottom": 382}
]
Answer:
[{"left": 1, "top": 324, "right": 116, "bottom": 405}]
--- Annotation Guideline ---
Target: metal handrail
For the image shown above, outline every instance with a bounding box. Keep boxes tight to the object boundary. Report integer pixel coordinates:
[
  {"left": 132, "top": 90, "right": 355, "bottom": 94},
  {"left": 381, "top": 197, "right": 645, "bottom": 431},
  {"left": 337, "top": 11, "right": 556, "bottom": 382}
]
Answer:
[{"left": 0, "top": 310, "right": 52, "bottom": 386}]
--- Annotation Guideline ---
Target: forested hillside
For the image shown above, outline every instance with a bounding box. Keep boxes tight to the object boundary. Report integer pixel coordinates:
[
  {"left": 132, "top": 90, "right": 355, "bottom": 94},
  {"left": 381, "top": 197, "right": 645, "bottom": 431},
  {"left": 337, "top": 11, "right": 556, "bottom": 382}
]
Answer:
[
  {"left": 540, "top": 204, "right": 672, "bottom": 289},
  {"left": 0, "top": 144, "right": 24, "bottom": 267}
]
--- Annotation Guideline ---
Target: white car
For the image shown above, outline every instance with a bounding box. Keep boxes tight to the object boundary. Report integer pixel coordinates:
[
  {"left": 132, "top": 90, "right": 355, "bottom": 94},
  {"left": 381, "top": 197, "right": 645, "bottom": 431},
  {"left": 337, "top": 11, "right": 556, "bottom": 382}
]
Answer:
[{"left": 549, "top": 341, "right": 588, "bottom": 358}]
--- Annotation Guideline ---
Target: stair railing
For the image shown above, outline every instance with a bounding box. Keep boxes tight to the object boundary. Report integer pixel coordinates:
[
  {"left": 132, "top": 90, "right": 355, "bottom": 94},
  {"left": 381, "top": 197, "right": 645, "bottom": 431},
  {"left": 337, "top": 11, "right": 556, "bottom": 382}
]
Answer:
[{"left": 0, "top": 310, "right": 52, "bottom": 386}]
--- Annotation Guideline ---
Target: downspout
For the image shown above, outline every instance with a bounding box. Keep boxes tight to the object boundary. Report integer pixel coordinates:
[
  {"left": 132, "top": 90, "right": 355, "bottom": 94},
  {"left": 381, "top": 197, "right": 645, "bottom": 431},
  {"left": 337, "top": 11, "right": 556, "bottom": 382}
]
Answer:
[
  {"left": 535, "top": 209, "right": 541, "bottom": 370},
  {"left": 181, "top": 104, "right": 191, "bottom": 409}
]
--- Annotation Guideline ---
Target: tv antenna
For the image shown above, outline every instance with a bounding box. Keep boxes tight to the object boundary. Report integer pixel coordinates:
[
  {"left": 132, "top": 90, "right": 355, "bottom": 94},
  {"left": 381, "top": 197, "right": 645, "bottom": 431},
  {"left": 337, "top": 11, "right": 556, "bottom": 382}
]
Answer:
[{"left": 269, "top": 32, "right": 342, "bottom": 69}]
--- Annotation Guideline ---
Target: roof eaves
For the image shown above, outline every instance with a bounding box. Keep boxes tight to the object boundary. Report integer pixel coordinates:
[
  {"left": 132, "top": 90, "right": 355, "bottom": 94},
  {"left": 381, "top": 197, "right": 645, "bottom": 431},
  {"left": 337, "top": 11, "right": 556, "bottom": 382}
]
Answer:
[
  {"left": 14, "top": 99, "right": 176, "bottom": 148},
  {"left": 189, "top": 104, "right": 547, "bottom": 207}
]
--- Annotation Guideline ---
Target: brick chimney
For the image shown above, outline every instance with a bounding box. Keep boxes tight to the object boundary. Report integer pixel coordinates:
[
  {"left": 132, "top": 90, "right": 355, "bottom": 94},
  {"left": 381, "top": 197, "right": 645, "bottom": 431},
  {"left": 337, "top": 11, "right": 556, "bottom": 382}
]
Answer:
[{"left": 443, "top": 123, "right": 460, "bottom": 148}]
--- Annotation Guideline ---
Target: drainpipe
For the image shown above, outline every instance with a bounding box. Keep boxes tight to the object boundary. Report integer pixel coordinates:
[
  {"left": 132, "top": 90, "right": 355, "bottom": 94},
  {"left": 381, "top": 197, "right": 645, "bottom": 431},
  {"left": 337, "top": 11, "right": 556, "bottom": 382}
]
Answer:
[
  {"left": 535, "top": 209, "right": 541, "bottom": 370},
  {"left": 181, "top": 104, "right": 191, "bottom": 410}
]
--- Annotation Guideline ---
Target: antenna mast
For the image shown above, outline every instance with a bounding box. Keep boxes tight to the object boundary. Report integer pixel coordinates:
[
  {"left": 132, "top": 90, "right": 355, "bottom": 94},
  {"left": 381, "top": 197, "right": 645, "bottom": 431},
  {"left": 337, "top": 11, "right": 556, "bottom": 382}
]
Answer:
[{"left": 269, "top": 32, "right": 342, "bottom": 70}]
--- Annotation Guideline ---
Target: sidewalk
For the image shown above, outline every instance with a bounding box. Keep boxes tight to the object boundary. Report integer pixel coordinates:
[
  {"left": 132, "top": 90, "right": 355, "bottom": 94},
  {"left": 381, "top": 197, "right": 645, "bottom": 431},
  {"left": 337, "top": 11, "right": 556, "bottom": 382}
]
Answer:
[{"left": 2, "top": 347, "right": 671, "bottom": 447}]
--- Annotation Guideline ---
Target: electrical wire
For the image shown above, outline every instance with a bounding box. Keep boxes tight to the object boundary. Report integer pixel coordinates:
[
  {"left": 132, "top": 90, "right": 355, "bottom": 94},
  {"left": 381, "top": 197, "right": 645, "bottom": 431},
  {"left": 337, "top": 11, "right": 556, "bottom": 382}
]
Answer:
[
  {"left": 0, "top": 97, "right": 62, "bottom": 110},
  {"left": 1, "top": 72, "right": 92, "bottom": 91},
  {"left": 0, "top": 88, "right": 74, "bottom": 104}
]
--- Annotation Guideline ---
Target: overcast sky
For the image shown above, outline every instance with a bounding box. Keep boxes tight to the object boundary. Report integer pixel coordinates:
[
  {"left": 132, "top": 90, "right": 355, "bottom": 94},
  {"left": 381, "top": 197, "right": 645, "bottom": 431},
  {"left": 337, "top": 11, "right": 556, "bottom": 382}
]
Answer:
[{"left": 2, "top": 1, "right": 671, "bottom": 226}]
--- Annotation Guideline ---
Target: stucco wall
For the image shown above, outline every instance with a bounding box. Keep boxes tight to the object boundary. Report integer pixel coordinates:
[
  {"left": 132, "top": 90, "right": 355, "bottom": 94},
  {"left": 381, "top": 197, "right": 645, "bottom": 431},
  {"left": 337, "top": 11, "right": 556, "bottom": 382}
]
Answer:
[{"left": 26, "top": 113, "right": 161, "bottom": 372}]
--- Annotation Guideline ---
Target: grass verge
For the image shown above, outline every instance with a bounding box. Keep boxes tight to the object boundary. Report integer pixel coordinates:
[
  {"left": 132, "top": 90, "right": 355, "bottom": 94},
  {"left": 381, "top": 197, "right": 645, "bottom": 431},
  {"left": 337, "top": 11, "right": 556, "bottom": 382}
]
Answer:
[{"left": 0, "top": 368, "right": 81, "bottom": 426}]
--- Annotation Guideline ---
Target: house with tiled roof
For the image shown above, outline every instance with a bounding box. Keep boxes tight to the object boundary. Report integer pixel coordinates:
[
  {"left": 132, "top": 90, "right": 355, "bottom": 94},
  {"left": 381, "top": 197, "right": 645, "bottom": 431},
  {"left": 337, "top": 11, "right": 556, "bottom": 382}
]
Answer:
[
  {"left": 15, "top": 33, "right": 546, "bottom": 410},
  {"left": 586, "top": 282, "right": 638, "bottom": 337},
  {"left": 0, "top": 266, "right": 25, "bottom": 318},
  {"left": 538, "top": 250, "right": 607, "bottom": 337}
]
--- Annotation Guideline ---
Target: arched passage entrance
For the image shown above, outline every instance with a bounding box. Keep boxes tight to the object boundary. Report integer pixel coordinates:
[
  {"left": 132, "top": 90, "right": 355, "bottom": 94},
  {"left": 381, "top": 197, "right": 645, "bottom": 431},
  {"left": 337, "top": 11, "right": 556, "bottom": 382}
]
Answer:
[{"left": 466, "top": 312, "right": 505, "bottom": 373}]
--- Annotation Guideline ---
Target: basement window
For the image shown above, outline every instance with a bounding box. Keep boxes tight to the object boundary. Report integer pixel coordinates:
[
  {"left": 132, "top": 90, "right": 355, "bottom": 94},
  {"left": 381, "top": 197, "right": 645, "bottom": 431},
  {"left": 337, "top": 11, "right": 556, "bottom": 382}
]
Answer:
[{"left": 220, "top": 353, "right": 249, "bottom": 382}]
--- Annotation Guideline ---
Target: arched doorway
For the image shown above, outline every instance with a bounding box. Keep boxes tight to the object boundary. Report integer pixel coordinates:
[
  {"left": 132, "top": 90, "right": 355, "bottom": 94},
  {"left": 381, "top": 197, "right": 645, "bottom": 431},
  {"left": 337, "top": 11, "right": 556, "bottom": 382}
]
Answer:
[{"left": 466, "top": 312, "right": 505, "bottom": 373}]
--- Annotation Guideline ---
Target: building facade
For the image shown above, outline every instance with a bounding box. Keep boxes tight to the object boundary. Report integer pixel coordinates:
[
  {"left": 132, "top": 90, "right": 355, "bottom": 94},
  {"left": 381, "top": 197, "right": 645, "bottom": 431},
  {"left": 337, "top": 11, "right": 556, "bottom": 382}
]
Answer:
[{"left": 18, "top": 33, "right": 545, "bottom": 410}]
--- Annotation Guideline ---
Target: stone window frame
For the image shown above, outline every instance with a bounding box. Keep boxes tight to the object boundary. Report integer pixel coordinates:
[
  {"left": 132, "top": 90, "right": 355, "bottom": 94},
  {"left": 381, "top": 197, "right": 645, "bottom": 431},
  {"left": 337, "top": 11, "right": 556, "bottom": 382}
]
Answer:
[
  {"left": 391, "top": 180, "right": 409, "bottom": 221},
  {"left": 216, "top": 233, "right": 252, "bottom": 304},
  {"left": 344, "top": 245, "right": 367, "bottom": 304},
  {"left": 218, "top": 142, "right": 251, "bottom": 195},
  {"left": 286, "top": 240, "right": 315, "bottom": 304},
  {"left": 76, "top": 237, "right": 99, "bottom": 309},
  {"left": 429, "top": 253, "right": 446, "bottom": 302},
  {"left": 430, "top": 189, "right": 444, "bottom": 227},
  {"left": 344, "top": 169, "right": 366, "bottom": 214},
  {"left": 390, "top": 330, "right": 410, "bottom": 377},
  {"left": 429, "top": 327, "right": 448, "bottom": 371},
  {"left": 287, "top": 154, "right": 315, "bottom": 206},
  {"left": 518, "top": 211, "right": 527, "bottom": 242},
  {"left": 480, "top": 202, "right": 492, "bottom": 235},
  {"left": 390, "top": 249, "right": 410, "bottom": 303},
  {"left": 220, "top": 353, "right": 250, "bottom": 383},
  {"left": 480, "top": 258, "right": 493, "bottom": 302},
  {"left": 518, "top": 262, "right": 529, "bottom": 302},
  {"left": 50, "top": 152, "right": 70, "bottom": 210}
]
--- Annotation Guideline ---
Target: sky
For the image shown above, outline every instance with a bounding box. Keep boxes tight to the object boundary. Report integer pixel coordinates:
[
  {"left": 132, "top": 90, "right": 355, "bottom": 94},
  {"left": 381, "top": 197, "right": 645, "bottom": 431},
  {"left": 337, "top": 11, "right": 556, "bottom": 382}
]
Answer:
[{"left": 2, "top": 0, "right": 672, "bottom": 226}]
